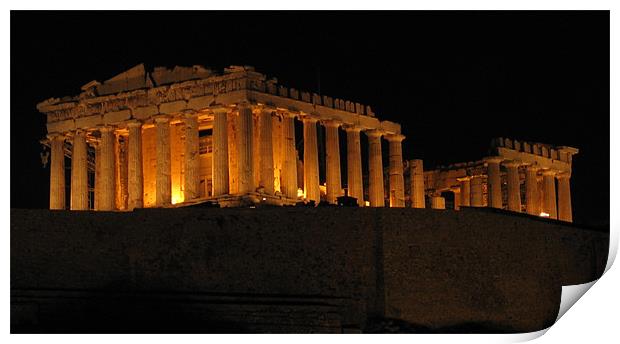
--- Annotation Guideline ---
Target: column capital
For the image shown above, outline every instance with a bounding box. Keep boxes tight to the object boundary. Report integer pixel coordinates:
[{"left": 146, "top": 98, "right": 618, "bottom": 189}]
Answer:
[
  {"left": 98, "top": 126, "right": 116, "bottom": 133},
  {"left": 279, "top": 110, "right": 297, "bottom": 119},
  {"left": 343, "top": 125, "right": 362, "bottom": 133},
  {"left": 541, "top": 169, "right": 558, "bottom": 176},
  {"left": 556, "top": 171, "right": 571, "bottom": 179},
  {"left": 181, "top": 110, "right": 199, "bottom": 119},
  {"left": 210, "top": 105, "right": 231, "bottom": 115},
  {"left": 153, "top": 115, "right": 171, "bottom": 124},
  {"left": 502, "top": 160, "right": 522, "bottom": 168},
  {"left": 484, "top": 156, "right": 504, "bottom": 164},
  {"left": 525, "top": 164, "right": 541, "bottom": 172},
  {"left": 236, "top": 102, "right": 253, "bottom": 110},
  {"left": 321, "top": 119, "right": 342, "bottom": 128},
  {"left": 385, "top": 133, "right": 405, "bottom": 143},
  {"left": 457, "top": 176, "right": 472, "bottom": 182},
  {"left": 46, "top": 132, "right": 66, "bottom": 141},
  {"left": 365, "top": 129, "right": 385, "bottom": 138},
  {"left": 300, "top": 113, "right": 319, "bottom": 123},
  {"left": 126, "top": 120, "right": 143, "bottom": 128}
]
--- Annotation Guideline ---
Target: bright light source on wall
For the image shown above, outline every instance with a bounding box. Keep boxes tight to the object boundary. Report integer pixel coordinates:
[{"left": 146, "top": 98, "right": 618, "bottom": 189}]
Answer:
[
  {"left": 540, "top": 212, "right": 550, "bottom": 217},
  {"left": 297, "top": 188, "right": 304, "bottom": 198},
  {"left": 171, "top": 191, "right": 184, "bottom": 205},
  {"left": 262, "top": 197, "right": 266, "bottom": 201},
  {"left": 365, "top": 201, "right": 370, "bottom": 207}
]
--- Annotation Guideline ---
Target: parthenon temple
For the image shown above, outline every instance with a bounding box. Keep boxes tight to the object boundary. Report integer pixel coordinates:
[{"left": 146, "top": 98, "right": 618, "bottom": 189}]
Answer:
[
  {"left": 38, "top": 64, "right": 578, "bottom": 222},
  {"left": 38, "top": 64, "right": 404, "bottom": 210}
]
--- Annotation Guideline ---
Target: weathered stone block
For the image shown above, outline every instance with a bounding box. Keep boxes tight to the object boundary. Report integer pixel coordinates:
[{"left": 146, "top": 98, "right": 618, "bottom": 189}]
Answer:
[
  {"left": 47, "top": 120, "right": 76, "bottom": 134},
  {"left": 187, "top": 95, "right": 215, "bottom": 111},
  {"left": 75, "top": 114, "right": 103, "bottom": 129},
  {"left": 159, "top": 101, "right": 187, "bottom": 115},
  {"left": 133, "top": 106, "right": 159, "bottom": 120},
  {"left": 103, "top": 109, "right": 131, "bottom": 125}
]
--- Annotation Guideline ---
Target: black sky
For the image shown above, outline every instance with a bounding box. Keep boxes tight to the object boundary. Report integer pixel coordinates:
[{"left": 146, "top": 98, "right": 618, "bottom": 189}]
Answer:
[{"left": 10, "top": 11, "right": 609, "bottom": 227}]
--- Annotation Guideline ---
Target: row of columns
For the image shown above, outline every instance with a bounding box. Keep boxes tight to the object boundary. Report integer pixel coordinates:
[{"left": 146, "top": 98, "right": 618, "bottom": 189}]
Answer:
[
  {"left": 48, "top": 104, "right": 407, "bottom": 210},
  {"left": 48, "top": 112, "right": 203, "bottom": 211},
  {"left": 452, "top": 158, "right": 573, "bottom": 222}
]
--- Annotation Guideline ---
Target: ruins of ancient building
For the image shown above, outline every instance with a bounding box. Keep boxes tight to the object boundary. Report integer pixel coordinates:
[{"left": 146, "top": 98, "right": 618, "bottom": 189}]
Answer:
[
  {"left": 38, "top": 64, "right": 405, "bottom": 210},
  {"left": 38, "top": 65, "right": 578, "bottom": 223},
  {"left": 421, "top": 138, "right": 578, "bottom": 222}
]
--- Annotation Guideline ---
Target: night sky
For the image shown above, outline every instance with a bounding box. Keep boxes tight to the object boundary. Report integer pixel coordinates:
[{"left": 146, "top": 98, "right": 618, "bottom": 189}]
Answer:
[{"left": 10, "top": 11, "right": 609, "bottom": 227}]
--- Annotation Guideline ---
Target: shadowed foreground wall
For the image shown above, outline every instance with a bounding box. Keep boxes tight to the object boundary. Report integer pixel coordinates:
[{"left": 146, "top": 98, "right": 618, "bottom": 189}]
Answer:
[{"left": 11, "top": 207, "right": 608, "bottom": 333}]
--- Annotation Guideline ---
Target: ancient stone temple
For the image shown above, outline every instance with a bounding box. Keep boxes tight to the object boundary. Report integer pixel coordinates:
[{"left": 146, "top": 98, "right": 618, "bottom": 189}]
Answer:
[
  {"left": 421, "top": 138, "right": 579, "bottom": 222},
  {"left": 38, "top": 64, "right": 405, "bottom": 210}
]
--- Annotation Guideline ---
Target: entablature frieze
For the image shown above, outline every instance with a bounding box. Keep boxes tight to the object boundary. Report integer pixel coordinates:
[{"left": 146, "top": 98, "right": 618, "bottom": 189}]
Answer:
[{"left": 39, "top": 68, "right": 401, "bottom": 136}]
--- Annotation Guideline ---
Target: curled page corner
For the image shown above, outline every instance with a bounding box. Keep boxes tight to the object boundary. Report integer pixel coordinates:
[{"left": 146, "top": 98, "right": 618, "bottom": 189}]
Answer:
[{"left": 555, "top": 280, "right": 597, "bottom": 322}]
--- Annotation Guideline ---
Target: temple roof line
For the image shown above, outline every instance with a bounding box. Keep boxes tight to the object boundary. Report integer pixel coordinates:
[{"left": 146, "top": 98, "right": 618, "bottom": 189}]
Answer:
[{"left": 37, "top": 64, "right": 377, "bottom": 120}]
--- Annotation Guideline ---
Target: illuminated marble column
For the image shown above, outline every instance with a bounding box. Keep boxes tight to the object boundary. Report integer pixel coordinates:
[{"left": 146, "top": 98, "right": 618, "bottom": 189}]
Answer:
[
  {"left": 525, "top": 165, "right": 540, "bottom": 215},
  {"left": 485, "top": 157, "right": 503, "bottom": 209},
  {"left": 557, "top": 172, "right": 573, "bottom": 222},
  {"left": 94, "top": 141, "right": 101, "bottom": 210},
  {"left": 127, "top": 121, "right": 143, "bottom": 209},
  {"left": 49, "top": 134, "right": 65, "bottom": 210},
  {"left": 470, "top": 175, "right": 483, "bottom": 207},
  {"left": 345, "top": 126, "right": 364, "bottom": 206},
  {"left": 212, "top": 108, "right": 230, "bottom": 196},
  {"left": 541, "top": 169, "right": 558, "bottom": 219},
  {"left": 281, "top": 113, "right": 298, "bottom": 199},
  {"left": 385, "top": 134, "right": 405, "bottom": 208},
  {"left": 98, "top": 127, "right": 116, "bottom": 211},
  {"left": 409, "top": 159, "right": 425, "bottom": 208},
  {"left": 366, "top": 129, "right": 385, "bottom": 207},
  {"left": 323, "top": 120, "right": 342, "bottom": 204},
  {"left": 431, "top": 196, "right": 445, "bottom": 209},
  {"left": 302, "top": 116, "right": 320, "bottom": 203},
  {"left": 504, "top": 160, "right": 522, "bottom": 212},
  {"left": 237, "top": 104, "right": 255, "bottom": 194},
  {"left": 258, "top": 109, "right": 275, "bottom": 195},
  {"left": 70, "top": 131, "right": 89, "bottom": 210},
  {"left": 183, "top": 112, "right": 200, "bottom": 201},
  {"left": 457, "top": 176, "right": 471, "bottom": 207},
  {"left": 155, "top": 117, "right": 171, "bottom": 206}
]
